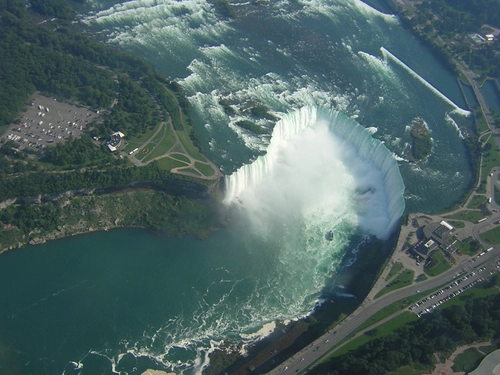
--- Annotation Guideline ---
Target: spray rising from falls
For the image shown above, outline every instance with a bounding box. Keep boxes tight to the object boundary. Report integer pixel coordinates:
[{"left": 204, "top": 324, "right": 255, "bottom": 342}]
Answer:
[
  {"left": 381, "top": 47, "right": 470, "bottom": 116},
  {"left": 224, "top": 107, "right": 405, "bottom": 240}
]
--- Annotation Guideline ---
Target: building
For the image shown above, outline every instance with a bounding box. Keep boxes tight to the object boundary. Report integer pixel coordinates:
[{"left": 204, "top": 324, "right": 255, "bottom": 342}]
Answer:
[
  {"left": 469, "top": 349, "right": 500, "bottom": 375},
  {"left": 107, "top": 131, "right": 125, "bottom": 152},
  {"left": 413, "top": 220, "right": 456, "bottom": 258}
]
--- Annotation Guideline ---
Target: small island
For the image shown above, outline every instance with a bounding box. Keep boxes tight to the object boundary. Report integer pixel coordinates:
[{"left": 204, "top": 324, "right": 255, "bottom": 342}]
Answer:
[{"left": 409, "top": 117, "right": 432, "bottom": 161}]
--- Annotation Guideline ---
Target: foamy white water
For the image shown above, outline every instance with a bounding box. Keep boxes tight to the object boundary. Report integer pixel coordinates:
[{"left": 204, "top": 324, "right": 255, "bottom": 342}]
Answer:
[
  {"left": 2, "top": 1, "right": 474, "bottom": 375},
  {"left": 224, "top": 107, "right": 405, "bottom": 240}
]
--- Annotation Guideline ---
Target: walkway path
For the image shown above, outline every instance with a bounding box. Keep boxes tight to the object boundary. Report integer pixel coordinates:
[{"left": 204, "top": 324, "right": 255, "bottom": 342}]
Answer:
[
  {"left": 124, "top": 87, "right": 223, "bottom": 181},
  {"left": 423, "top": 339, "right": 500, "bottom": 375}
]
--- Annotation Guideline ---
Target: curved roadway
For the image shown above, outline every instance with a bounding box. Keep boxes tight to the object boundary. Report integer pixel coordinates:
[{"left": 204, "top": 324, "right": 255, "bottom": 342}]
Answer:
[
  {"left": 267, "top": 169, "right": 500, "bottom": 374},
  {"left": 267, "top": 245, "right": 500, "bottom": 374}
]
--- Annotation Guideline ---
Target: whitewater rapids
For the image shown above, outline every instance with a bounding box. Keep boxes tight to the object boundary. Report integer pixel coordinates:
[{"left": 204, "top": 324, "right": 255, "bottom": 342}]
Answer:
[{"left": 224, "top": 107, "right": 405, "bottom": 240}]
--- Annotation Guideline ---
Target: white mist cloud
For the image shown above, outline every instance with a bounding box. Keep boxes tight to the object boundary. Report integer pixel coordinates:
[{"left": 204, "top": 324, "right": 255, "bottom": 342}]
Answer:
[{"left": 225, "top": 107, "right": 404, "bottom": 240}]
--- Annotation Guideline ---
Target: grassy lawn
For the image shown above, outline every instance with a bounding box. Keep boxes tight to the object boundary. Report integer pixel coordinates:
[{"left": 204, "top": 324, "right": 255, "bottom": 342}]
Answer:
[
  {"left": 155, "top": 157, "right": 189, "bottom": 171},
  {"left": 332, "top": 312, "right": 417, "bottom": 358},
  {"left": 425, "top": 250, "right": 451, "bottom": 277},
  {"left": 177, "top": 167, "right": 202, "bottom": 176},
  {"left": 123, "top": 122, "right": 161, "bottom": 153},
  {"left": 451, "top": 347, "right": 483, "bottom": 372},
  {"left": 169, "top": 153, "right": 191, "bottom": 164},
  {"left": 375, "top": 270, "right": 414, "bottom": 298},
  {"left": 446, "top": 220, "right": 465, "bottom": 229},
  {"left": 329, "top": 283, "right": 499, "bottom": 365},
  {"left": 385, "top": 262, "right": 404, "bottom": 281},
  {"left": 177, "top": 130, "right": 205, "bottom": 162},
  {"left": 468, "top": 195, "right": 487, "bottom": 209},
  {"left": 415, "top": 274, "right": 428, "bottom": 282},
  {"left": 445, "top": 210, "right": 485, "bottom": 223},
  {"left": 194, "top": 161, "right": 215, "bottom": 177},
  {"left": 137, "top": 125, "right": 167, "bottom": 161},
  {"left": 454, "top": 237, "right": 481, "bottom": 256},
  {"left": 479, "top": 345, "right": 499, "bottom": 355},
  {"left": 475, "top": 108, "right": 490, "bottom": 134},
  {"left": 479, "top": 226, "right": 500, "bottom": 244},
  {"left": 142, "top": 129, "right": 177, "bottom": 164},
  {"left": 479, "top": 135, "right": 500, "bottom": 194},
  {"left": 438, "top": 283, "right": 498, "bottom": 311}
]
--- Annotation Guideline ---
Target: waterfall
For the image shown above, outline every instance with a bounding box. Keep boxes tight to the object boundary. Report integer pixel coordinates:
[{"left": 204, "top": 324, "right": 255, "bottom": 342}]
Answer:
[{"left": 224, "top": 107, "right": 405, "bottom": 239}]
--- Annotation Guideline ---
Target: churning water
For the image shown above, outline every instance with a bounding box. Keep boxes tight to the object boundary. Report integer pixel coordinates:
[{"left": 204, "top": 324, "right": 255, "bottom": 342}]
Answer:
[{"left": 0, "top": 0, "right": 474, "bottom": 374}]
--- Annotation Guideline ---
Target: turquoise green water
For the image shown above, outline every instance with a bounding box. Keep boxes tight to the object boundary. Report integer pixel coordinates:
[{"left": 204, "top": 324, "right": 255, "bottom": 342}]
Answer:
[{"left": 0, "top": 0, "right": 476, "bottom": 374}]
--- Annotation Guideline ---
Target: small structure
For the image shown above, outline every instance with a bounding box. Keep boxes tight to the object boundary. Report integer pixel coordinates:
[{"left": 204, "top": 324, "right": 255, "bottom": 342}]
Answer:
[
  {"left": 107, "top": 131, "right": 125, "bottom": 152},
  {"left": 469, "top": 349, "right": 500, "bottom": 375},
  {"left": 420, "top": 220, "right": 457, "bottom": 255},
  {"left": 486, "top": 34, "right": 495, "bottom": 41},
  {"left": 469, "top": 33, "right": 486, "bottom": 44},
  {"left": 440, "top": 220, "right": 454, "bottom": 231}
]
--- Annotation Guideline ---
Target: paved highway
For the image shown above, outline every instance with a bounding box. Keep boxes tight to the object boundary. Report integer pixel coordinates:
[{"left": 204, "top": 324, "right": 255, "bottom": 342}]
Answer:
[
  {"left": 267, "top": 242, "right": 500, "bottom": 375},
  {"left": 266, "top": 159, "right": 500, "bottom": 375}
]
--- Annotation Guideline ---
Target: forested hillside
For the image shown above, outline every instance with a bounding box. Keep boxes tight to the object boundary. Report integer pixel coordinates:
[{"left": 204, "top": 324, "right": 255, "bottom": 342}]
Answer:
[
  {"left": 0, "top": 0, "right": 190, "bottom": 134},
  {"left": 311, "top": 290, "right": 500, "bottom": 375}
]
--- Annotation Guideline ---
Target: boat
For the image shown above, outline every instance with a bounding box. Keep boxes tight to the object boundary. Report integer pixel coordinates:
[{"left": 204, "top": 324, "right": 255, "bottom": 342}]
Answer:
[{"left": 326, "top": 230, "right": 334, "bottom": 241}]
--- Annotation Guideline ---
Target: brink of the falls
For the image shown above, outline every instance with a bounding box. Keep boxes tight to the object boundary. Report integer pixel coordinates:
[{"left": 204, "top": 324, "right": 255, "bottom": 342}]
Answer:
[{"left": 223, "top": 107, "right": 405, "bottom": 240}]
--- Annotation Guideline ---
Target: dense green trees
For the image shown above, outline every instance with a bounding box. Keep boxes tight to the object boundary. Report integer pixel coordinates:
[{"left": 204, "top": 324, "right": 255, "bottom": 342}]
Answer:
[
  {"left": 311, "top": 292, "right": 500, "bottom": 375},
  {"left": 0, "top": 0, "right": 187, "bottom": 134},
  {"left": 0, "top": 162, "right": 165, "bottom": 201},
  {"left": 42, "top": 135, "right": 115, "bottom": 167},
  {"left": 0, "top": 1, "right": 114, "bottom": 126},
  {"left": 92, "top": 75, "right": 162, "bottom": 139},
  {"left": 30, "top": 0, "right": 75, "bottom": 19},
  {"left": 410, "top": 121, "right": 432, "bottom": 161}
]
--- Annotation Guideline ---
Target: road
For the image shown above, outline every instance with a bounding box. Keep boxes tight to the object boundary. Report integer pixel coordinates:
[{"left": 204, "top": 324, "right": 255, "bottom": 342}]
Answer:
[
  {"left": 267, "top": 243, "right": 500, "bottom": 375},
  {"left": 266, "top": 168, "right": 500, "bottom": 374}
]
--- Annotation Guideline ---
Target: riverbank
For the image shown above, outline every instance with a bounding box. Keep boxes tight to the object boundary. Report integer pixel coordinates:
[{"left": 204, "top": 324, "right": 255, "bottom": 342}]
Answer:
[
  {"left": 0, "top": 188, "right": 224, "bottom": 254},
  {"left": 204, "top": 232, "right": 398, "bottom": 375}
]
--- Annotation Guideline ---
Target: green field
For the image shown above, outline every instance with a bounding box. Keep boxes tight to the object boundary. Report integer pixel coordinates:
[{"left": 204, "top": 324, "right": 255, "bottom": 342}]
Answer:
[
  {"left": 479, "top": 226, "right": 500, "bottom": 245},
  {"left": 142, "top": 129, "right": 177, "bottom": 163},
  {"left": 385, "top": 262, "right": 404, "bottom": 281},
  {"left": 446, "top": 220, "right": 465, "bottom": 229},
  {"left": 332, "top": 312, "right": 417, "bottom": 358},
  {"left": 155, "top": 157, "right": 189, "bottom": 171},
  {"left": 475, "top": 108, "right": 490, "bottom": 134},
  {"left": 445, "top": 210, "right": 485, "bottom": 223},
  {"left": 137, "top": 126, "right": 167, "bottom": 161},
  {"left": 478, "top": 135, "right": 500, "bottom": 194},
  {"left": 177, "top": 167, "right": 202, "bottom": 176},
  {"left": 123, "top": 122, "right": 162, "bottom": 153},
  {"left": 455, "top": 237, "right": 481, "bottom": 256},
  {"left": 194, "top": 161, "right": 215, "bottom": 177},
  {"left": 452, "top": 347, "right": 483, "bottom": 372},
  {"left": 177, "top": 131, "right": 205, "bottom": 162},
  {"left": 415, "top": 274, "right": 428, "bottom": 282},
  {"left": 425, "top": 250, "right": 451, "bottom": 276},
  {"left": 169, "top": 153, "right": 191, "bottom": 164},
  {"left": 468, "top": 195, "right": 487, "bottom": 209},
  {"left": 479, "top": 345, "right": 499, "bottom": 355},
  {"left": 375, "top": 269, "right": 415, "bottom": 298}
]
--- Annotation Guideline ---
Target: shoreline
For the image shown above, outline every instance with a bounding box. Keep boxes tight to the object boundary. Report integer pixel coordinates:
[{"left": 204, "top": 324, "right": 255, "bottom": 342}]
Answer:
[{"left": 0, "top": 187, "right": 224, "bottom": 255}]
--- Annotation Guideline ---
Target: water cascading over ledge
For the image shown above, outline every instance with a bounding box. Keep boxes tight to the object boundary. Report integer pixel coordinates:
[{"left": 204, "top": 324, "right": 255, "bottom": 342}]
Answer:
[{"left": 224, "top": 107, "right": 405, "bottom": 239}]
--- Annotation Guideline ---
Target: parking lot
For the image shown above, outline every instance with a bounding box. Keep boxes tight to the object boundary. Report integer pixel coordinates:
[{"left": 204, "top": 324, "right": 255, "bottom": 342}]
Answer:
[
  {"left": 3, "top": 93, "right": 99, "bottom": 151},
  {"left": 410, "top": 262, "right": 498, "bottom": 317}
]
